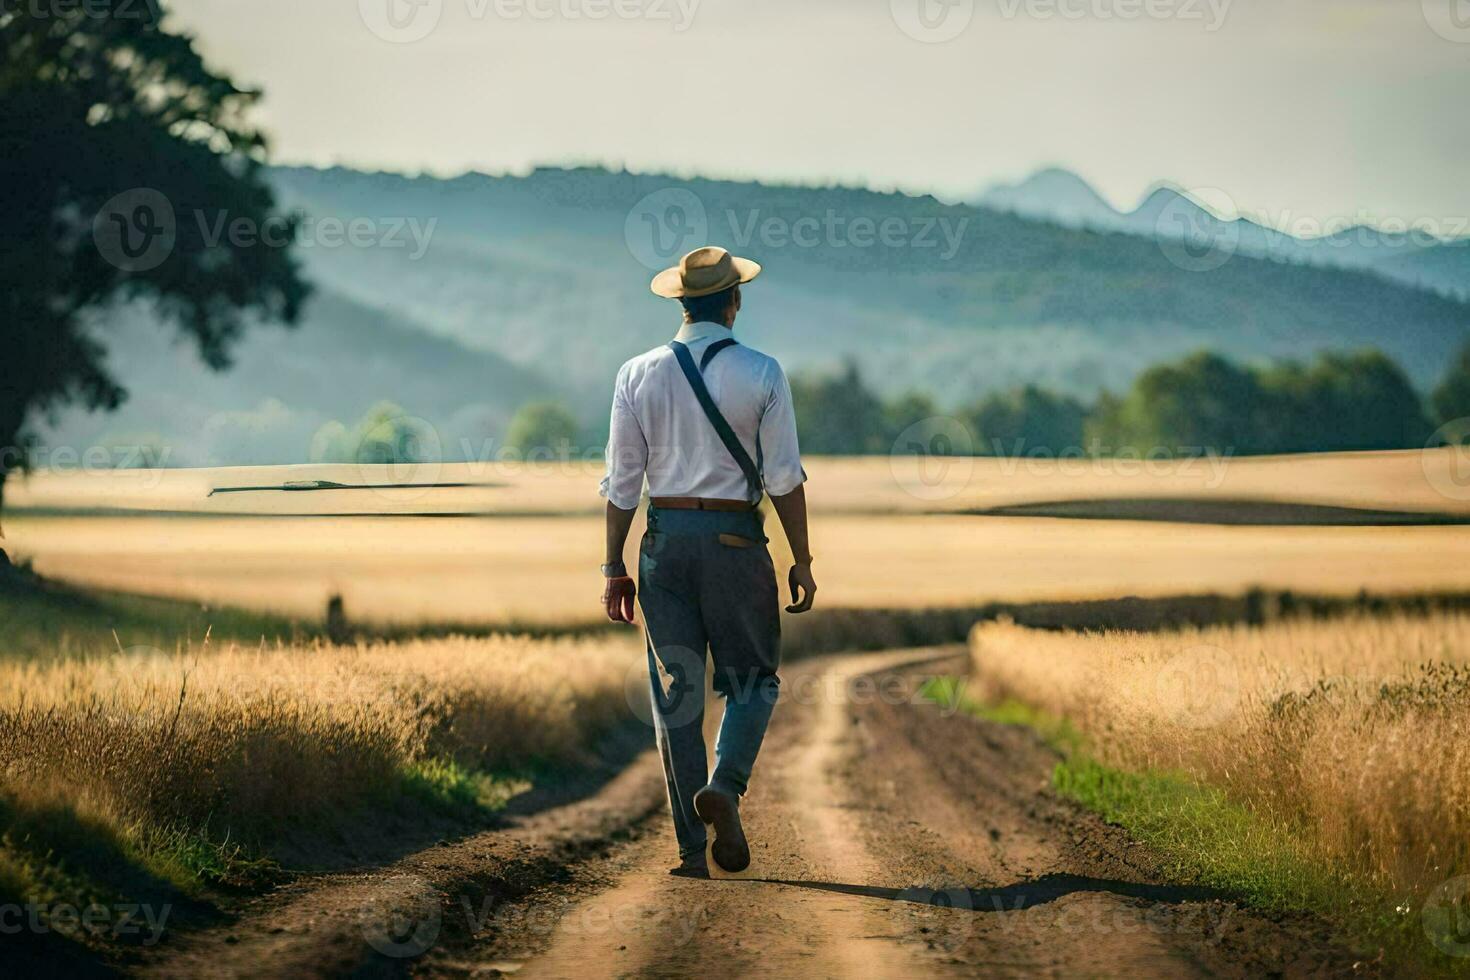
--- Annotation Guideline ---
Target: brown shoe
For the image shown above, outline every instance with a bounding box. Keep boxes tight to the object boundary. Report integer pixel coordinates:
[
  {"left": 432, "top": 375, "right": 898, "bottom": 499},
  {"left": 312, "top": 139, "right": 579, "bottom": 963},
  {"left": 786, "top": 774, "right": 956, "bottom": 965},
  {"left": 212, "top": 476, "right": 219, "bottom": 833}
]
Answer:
[
  {"left": 693, "top": 786, "right": 749, "bottom": 873},
  {"left": 669, "top": 855, "right": 710, "bottom": 879}
]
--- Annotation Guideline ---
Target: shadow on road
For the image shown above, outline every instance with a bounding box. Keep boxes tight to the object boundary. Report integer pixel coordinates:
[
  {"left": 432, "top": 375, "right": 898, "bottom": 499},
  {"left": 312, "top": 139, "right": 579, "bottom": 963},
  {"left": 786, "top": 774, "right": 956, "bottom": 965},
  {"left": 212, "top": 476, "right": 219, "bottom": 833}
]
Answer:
[{"left": 749, "top": 871, "right": 1230, "bottom": 911}]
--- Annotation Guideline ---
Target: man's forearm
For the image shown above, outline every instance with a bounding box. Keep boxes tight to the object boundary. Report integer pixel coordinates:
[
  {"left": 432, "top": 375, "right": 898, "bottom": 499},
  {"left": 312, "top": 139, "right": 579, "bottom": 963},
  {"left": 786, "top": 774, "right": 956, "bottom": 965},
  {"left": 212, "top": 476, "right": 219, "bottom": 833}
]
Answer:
[
  {"left": 768, "top": 485, "right": 812, "bottom": 563},
  {"left": 605, "top": 501, "right": 638, "bottom": 567}
]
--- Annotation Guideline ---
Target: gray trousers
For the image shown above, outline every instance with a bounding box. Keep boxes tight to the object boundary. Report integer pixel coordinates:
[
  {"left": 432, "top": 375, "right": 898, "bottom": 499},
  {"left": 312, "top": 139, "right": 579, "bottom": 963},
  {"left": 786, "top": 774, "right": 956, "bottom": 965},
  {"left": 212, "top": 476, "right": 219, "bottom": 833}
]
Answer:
[{"left": 637, "top": 505, "right": 782, "bottom": 859}]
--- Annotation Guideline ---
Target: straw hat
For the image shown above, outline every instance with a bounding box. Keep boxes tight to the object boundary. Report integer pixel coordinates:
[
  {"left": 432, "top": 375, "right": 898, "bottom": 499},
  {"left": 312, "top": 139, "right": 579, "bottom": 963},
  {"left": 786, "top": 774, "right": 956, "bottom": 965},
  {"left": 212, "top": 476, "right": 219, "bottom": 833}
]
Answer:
[{"left": 650, "top": 246, "right": 762, "bottom": 299}]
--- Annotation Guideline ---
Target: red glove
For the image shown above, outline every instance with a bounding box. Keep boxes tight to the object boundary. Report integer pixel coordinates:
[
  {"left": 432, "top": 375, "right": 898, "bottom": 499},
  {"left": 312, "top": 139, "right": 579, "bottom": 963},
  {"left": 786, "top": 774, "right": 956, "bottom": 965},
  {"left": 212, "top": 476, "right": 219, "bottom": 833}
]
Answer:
[{"left": 602, "top": 576, "right": 637, "bottom": 624}]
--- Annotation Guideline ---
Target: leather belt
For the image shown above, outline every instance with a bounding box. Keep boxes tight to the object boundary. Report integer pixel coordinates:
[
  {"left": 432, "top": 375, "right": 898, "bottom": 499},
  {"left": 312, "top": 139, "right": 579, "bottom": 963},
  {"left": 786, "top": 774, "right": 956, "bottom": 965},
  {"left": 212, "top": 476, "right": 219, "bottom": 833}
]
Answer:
[{"left": 650, "top": 496, "right": 757, "bottom": 512}]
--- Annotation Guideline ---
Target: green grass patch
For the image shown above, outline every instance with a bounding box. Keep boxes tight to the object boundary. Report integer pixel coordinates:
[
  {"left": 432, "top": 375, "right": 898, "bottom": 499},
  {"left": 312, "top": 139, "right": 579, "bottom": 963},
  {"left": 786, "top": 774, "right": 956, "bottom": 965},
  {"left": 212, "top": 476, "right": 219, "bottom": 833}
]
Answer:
[
  {"left": 400, "top": 758, "right": 533, "bottom": 816},
  {"left": 1052, "top": 756, "right": 1333, "bottom": 912},
  {"left": 923, "top": 678, "right": 1087, "bottom": 756},
  {"left": 922, "top": 676, "right": 1467, "bottom": 977},
  {"left": 132, "top": 823, "right": 282, "bottom": 893}
]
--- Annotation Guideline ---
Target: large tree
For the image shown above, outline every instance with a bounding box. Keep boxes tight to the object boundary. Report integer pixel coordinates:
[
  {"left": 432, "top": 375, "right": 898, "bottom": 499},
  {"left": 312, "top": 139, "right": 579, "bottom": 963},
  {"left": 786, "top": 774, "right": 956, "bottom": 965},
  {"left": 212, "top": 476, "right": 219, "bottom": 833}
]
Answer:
[{"left": 0, "top": 0, "right": 308, "bottom": 526}]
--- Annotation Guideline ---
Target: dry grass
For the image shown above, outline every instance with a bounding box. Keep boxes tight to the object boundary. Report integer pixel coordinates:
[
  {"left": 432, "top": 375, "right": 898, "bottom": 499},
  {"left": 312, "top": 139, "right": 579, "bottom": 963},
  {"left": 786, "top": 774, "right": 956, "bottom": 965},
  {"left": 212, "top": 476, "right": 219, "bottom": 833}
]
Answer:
[
  {"left": 968, "top": 614, "right": 1470, "bottom": 900},
  {"left": 10, "top": 513, "right": 1470, "bottom": 627},
  {"left": 0, "top": 632, "right": 641, "bottom": 895},
  {"left": 9, "top": 448, "right": 1468, "bottom": 518},
  {"left": 8, "top": 450, "right": 1469, "bottom": 626}
]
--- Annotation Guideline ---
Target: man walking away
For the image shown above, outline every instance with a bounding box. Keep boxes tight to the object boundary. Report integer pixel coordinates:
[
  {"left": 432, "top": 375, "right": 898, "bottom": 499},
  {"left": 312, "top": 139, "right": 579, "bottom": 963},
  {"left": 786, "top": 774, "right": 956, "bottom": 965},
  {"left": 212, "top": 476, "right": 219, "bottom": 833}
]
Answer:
[{"left": 600, "top": 246, "right": 817, "bottom": 878}]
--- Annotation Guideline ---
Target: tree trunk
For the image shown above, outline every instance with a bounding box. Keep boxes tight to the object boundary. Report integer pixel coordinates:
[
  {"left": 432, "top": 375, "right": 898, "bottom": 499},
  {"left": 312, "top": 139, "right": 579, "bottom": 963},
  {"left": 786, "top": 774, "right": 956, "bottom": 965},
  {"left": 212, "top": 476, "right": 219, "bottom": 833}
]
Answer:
[
  {"left": 0, "top": 465, "right": 10, "bottom": 569},
  {"left": 0, "top": 376, "right": 36, "bottom": 558}
]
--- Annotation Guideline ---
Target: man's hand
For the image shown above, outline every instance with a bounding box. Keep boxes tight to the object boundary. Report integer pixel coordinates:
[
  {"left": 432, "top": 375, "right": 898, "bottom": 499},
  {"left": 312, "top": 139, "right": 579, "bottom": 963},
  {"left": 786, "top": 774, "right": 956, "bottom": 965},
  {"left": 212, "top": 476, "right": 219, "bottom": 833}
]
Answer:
[
  {"left": 785, "top": 562, "right": 817, "bottom": 614},
  {"left": 770, "top": 486, "right": 816, "bottom": 614},
  {"left": 602, "top": 502, "right": 638, "bottom": 624},
  {"left": 603, "top": 575, "right": 637, "bottom": 624}
]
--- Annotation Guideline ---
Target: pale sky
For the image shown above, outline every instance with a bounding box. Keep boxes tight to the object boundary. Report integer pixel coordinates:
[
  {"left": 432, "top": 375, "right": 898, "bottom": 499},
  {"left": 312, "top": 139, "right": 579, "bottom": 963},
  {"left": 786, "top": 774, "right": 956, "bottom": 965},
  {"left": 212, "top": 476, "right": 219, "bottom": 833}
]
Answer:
[{"left": 169, "top": 0, "right": 1470, "bottom": 231}]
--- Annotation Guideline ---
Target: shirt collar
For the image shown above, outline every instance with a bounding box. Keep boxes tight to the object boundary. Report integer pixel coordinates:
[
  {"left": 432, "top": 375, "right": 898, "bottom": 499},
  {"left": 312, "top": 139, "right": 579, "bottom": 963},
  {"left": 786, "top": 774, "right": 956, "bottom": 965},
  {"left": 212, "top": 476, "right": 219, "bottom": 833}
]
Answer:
[{"left": 673, "top": 320, "right": 734, "bottom": 345}]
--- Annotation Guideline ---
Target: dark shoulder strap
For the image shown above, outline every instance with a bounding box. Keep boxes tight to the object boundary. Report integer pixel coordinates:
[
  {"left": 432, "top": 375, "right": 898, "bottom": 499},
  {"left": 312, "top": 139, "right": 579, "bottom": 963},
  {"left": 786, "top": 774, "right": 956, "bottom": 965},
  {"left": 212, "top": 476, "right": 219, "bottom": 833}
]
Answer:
[
  {"left": 700, "top": 338, "right": 738, "bottom": 371},
  {"left": 669, "top": 341, "right": 762, "bottom": 504}
]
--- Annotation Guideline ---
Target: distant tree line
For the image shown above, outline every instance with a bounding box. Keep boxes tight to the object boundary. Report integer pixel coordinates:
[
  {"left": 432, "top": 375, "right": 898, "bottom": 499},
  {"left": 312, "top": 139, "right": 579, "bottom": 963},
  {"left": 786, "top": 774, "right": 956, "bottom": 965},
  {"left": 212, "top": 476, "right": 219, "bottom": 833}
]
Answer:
[
  {"left": 310, "top": 400, "right": 586, "bottom": 464},
  {"left": 790, "top": 338, "right": 1470, "bottom": 458},
  {"left": 1434, "top": 341, "right": 1470, "bottom": 429},
  {"left": 488, "top": 337, "right": 1469, "bottom": 460},
  {"left": 312, "top": 401, "right": 432, "bottom": 464}
]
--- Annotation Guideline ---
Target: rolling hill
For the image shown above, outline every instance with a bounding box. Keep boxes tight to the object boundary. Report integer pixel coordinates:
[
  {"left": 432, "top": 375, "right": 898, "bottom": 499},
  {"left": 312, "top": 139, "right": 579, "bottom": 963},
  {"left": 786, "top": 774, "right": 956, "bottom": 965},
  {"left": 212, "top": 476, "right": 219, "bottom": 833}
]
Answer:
[
  {"left": 267, "top": 165, "right": 1466, "bottom": 391},
  {"left": 37, "top": 164, "right": 1470, "bottom": 466},
  {"left": 40, "top": 288, "right": 551, "bottom": 467}
]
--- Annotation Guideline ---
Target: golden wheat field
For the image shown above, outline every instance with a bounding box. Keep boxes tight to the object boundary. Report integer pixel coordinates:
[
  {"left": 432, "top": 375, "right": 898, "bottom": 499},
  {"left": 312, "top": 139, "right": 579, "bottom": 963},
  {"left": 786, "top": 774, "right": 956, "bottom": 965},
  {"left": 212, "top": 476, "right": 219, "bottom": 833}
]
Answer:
[
  {"left": 0, "top": 632, "right": 642, "bottom": 890},
  {"left": 9, "top": 513, "right": 1470, "bottom": 626},
  {"left": 7, "top": 448, "right": 1470, "bottom": 518},
  {"left": 967, "top": 614, "right": 1470, "bottom": 900},
  {"left": 4, "top": 450, "right": 1469, "bottom": 973},
  {"left": 5, "top": 449, "right": 1470, "bottom": 625}
]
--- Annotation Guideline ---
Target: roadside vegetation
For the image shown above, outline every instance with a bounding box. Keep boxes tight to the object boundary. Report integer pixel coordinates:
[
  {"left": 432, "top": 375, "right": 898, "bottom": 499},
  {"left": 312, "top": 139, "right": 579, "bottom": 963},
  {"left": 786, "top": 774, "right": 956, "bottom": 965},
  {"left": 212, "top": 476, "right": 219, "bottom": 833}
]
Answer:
[
  {"left": 0, "top": 628, "right": 641, "bottom": 961},
  {"left": 10, "top": 564, "right": 1470, "bottom": 969},
  {"left": 951, "top": 613, "right": 1470, "bottom": 974}
]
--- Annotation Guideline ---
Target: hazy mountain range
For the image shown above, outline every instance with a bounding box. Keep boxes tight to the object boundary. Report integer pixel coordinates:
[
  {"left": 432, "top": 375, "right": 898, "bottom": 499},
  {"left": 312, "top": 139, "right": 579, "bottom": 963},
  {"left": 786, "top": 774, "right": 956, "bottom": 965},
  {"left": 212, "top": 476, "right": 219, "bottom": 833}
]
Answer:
[
  {"left": 39, "top": 164, "right": 1470, "bottom": 466},
  {"left": 48, "top": 289, "right": 550, "bottom": 468},
  {"left": 976, "top": 168, "right": 1470, "bottom": 298}
]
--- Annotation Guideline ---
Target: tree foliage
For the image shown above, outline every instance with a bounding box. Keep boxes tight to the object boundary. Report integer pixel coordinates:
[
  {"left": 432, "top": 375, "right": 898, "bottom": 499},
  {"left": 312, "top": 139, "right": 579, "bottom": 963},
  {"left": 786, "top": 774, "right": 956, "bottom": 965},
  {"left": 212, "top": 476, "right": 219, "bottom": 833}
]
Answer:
[
  {"left": 787, "top": 348, "right": 1434, "bottom": 459},
  {"left": 961, "top": 384, "right": 1088, "bottom": 457},
  {"left": 0, "top": 0, "right": 308, "bottom": 514},
  {"left": 506, "top": 402, "right": 580, "bottom": 456},
  {"left": 1086, "top": 352, "right": 1267, "bottom": 456},
  {"left": 1257, "top": 351, "right": 1434, "bottom": 453},
  {"left": 790, "top": 361, "right": 888, "bottom": 455},
  {"left": 312, "top": 402, "right": 437, "bottom": 465},
  {"left": 1432, "top": 337, "right": 1470, "bottom": 428},
  {"left": 1086, "top": 349, "right": 1431, "bottom": 455}
]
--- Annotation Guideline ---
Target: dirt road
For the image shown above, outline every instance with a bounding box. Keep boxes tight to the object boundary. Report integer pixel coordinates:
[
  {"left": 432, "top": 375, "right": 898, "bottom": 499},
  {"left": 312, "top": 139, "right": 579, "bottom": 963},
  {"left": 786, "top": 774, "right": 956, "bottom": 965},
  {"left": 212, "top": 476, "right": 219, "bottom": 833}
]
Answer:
[{"left": 144, "top": 647, "right": 1368, "bottom": 979}]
